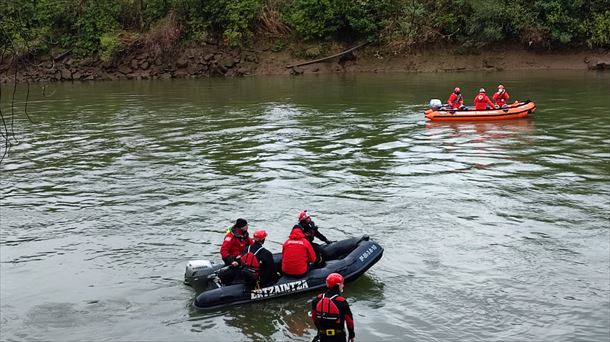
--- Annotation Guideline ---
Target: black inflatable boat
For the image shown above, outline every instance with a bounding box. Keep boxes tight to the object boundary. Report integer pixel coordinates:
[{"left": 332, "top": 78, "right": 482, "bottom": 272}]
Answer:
[{"left": 184, "top": 235, "right": 383, "bottom": 310}]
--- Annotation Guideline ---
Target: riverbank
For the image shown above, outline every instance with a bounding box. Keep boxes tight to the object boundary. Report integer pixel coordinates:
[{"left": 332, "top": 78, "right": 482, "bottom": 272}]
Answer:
[{"left": 1, "top": 42, "right": 608, "bottom": 83}]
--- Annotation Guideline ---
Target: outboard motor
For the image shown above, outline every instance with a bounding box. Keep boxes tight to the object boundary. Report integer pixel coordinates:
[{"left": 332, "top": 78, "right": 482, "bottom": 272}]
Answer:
[
  {"left": 184, "top": 260, "right": 221, "bottom": 290},
  {"left": 429, "top": 99, "right": 442, "bottom": 111}
]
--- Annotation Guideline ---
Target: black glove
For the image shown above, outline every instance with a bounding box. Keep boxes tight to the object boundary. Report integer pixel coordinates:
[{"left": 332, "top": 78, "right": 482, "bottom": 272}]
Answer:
[{"left": 223, "top": 256, "right": 234, "bottom": 266}]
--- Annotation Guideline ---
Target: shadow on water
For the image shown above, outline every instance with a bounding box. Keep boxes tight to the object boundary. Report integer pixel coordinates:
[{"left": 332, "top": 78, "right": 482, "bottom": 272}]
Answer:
[{"left": 185, "top": 274, "right": 385, "bottom": 341}]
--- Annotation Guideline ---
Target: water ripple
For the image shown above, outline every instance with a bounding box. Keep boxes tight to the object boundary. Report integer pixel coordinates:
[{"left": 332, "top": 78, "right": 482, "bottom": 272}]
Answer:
[{"left": 1, "top": 73, "right": 609, "bottom": 342}]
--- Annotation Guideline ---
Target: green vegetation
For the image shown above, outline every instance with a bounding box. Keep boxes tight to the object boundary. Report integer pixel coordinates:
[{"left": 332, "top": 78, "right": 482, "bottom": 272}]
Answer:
[{"left": 1, "top": 0, "right": 608, "bottom": 58}]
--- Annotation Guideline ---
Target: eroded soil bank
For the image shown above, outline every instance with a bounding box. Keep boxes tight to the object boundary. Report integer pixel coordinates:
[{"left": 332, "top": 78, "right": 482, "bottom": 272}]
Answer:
[{"left": 1, "top": 42, "right": 608, "bottom": 83}]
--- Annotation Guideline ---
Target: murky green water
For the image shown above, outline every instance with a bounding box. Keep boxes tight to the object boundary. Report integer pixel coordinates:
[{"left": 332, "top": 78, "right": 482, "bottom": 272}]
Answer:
[{"left": 1, "top": 71, "right": 609, "bottom": 341}]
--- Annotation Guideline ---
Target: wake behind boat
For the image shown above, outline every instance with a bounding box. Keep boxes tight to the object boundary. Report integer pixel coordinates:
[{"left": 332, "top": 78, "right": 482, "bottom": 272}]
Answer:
[{"left": 184, "top": 235, "right": 383, "bottom": 310}]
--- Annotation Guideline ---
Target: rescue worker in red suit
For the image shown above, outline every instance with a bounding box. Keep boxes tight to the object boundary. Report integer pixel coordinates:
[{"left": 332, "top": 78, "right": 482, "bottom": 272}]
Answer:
[
  {"left": 447, "top": 87, "right": 466, "bottom": 110},
  {"left": 282, "top": 227, "right": 316, "bottom": 277},
  {"left": 473, "top": 88, "right": 497, "bottom": 110},
  {"left": 220, "top": 218, "right": 253, "bottom": 266},
  {"left": 311, "top": 273, "right": 355, "bottom": 342},
  {"left": 294, "top": 210, "right": 332, "bottom": 264},
  {"left": 492, "top": 84, "right": 510, "bottom": 108}
]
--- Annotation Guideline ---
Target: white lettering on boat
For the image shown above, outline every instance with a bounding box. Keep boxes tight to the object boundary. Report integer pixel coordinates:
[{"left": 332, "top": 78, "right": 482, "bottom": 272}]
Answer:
[
  {"left": 251, "top": 280, "right": 309, "bottom": 299},
  {"left": 358, "top": 244, "right": 378, "bottom": 262}
]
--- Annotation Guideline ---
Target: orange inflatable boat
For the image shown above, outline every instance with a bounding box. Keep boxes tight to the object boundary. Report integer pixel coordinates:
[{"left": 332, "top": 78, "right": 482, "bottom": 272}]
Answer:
[{"left": 425, "top": 100, "right": 536, "bottom": 121}]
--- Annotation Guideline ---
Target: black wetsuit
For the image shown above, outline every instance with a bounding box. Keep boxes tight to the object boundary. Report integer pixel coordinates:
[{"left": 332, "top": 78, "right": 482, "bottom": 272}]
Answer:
[
  {"left": 311, "top": 287, "right": 355, "bottom": 342},
  {"left": 297, "top": 220, "right": 329, "bottom": 243},
  {"left": 243, "top": 242, "right": 277, "bottom": 287}
]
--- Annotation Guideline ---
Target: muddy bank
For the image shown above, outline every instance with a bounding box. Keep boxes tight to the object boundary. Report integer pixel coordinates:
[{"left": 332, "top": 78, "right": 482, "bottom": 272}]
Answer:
[{"left": 1, "top": 43, "right": 608, "bottom": 83}]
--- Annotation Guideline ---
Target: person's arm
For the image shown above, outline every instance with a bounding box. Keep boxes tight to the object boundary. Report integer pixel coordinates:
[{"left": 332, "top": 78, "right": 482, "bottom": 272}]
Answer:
[
  {"left": 448, "top": 93, "right": 456, "bottom": 105},
  {"left": 337, "top": 297, "right": 355, "bottom": 340},
  {"left": 492, "top": 92, "right": 499, "bottom": 102},
  {"left": 261, "top": 250, "right": 276, "bottom": 282},
  {"left": 313, "top": 226, "right": 329, "bottom": 243},
  {"left": 311, "top": 298, "right": 320, "bottom": 329},
  {"left": 263, "top": 250, "right": 275, "bottom": 273},
  {"left": 486, "top": 96, "right": 495, "bottom": 107},
  {"left": 504, "top": 91, "right": 510, "bottom": 100},
  {"left": 220, "top": 235, "right": 234, "bottom": 265}
]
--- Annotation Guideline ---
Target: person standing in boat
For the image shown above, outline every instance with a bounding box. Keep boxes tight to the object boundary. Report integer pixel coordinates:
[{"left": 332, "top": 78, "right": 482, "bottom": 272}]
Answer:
[
  {"left": 295, "top": 210, "right": 331, "bottom": 264},
  {"left": 447, "top": 87, "right": 466, "bottom": 110},
  {"left": 311, "top": 273, "right": 355, "bottom": 342},
  {"left": 473, "top": 88, "right": 497, "bottom": 110},
  {"left": 220, "top": 218, "right": 253, "bottom": 266},
  {"left": 282, "top": 226, "right": 316, "bottom": 277},
  {"left": 492, "top": 84, "right": 510, "bottom": 108}
]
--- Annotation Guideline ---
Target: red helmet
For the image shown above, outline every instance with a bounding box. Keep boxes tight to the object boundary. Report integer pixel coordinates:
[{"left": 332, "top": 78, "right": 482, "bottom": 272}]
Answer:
[
  {"left": 498, "top": 84, "right": 505, "bottom": 89},
  {"left": 298, "top": 210, "right": 310, "bottom": 221},
  {"left": 326, "top": 273, "right": 344, "bottom": 288},
  {"left": 253, "top": 230, "right": 267, "bottom": 240},
  {"left": 454, "top": 87, "right": 460, "bottom": 92}
]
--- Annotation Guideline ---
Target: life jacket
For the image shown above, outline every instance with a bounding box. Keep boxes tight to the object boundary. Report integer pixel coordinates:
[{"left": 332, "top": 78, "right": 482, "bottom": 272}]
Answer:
[
  {"left": 315, "top": 294, "right": 341, "bottom": 329},
  {"left": 241, "top": 245, "right": 262, "bottom": 276}
]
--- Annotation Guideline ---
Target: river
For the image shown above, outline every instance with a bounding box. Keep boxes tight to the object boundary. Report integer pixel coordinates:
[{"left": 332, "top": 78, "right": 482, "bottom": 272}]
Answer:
[{"left": 1, "top": 71, "right": 609, "bottom": 342}]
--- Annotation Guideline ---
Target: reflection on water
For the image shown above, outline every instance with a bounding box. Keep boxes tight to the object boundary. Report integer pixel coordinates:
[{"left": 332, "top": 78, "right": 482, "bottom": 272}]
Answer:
[
  {"left": 1, "top": 71, "right": 609, "bottom": 342},
  {"left": 425, "top": 118, "right": 535, "bottom": 138}
]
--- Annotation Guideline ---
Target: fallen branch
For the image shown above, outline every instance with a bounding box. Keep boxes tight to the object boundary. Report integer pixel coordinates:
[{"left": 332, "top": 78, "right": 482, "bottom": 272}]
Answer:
[
  {"left": 286, "top": 41, "right": 369, "bottom": 69},
  {"left": 52, "top": 49, "right": 72, "bottom": 61}
]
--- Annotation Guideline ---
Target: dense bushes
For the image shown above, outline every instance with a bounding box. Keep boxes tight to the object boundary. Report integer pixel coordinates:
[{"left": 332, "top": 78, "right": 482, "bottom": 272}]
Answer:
[
  {"left": 1, "top": 0, "right": 608, "bottom": 59},
  {"left": 587, "top": 10, "right": 610, "bottom": 47},
  {"left": 281, "top": 0, "right": 395, "bottom": 41},
  {"left": 182, "top": 0, "right": 264, "bottom": 45}
]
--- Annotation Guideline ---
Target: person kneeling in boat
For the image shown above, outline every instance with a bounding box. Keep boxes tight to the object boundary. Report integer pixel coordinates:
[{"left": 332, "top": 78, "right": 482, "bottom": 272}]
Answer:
[
  {"left": 219, "top": 229, "right": 276, "bottom": 287},
  {"left": 220, "top": 218, "right": 253, "bottom": 267},
  {"left": 447, "top": 87, "right": 466, "bottom": 110},
  {"left": 474, "top": 88, "right": 498, "bottom": 110},
  {"left": 492, "top": 84, "right": 510, "bottom": 108},
  {"left": 311, "top": 273, "right": 355, "bottom": 342},
  {"left": 295, "top": 210, "right": 332, "bottom": 264},
  {"left": 282, "top": 226, "right": 316, "bottom": 277}
]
